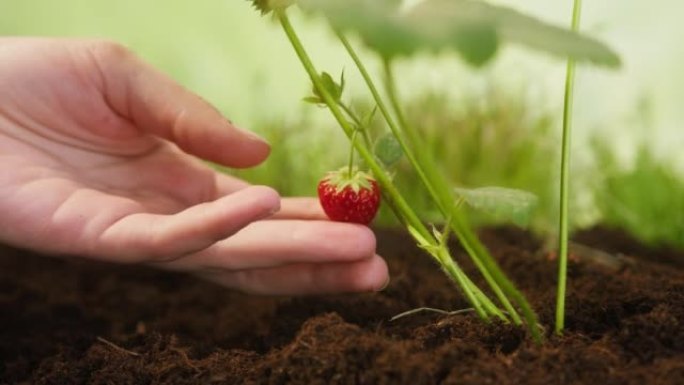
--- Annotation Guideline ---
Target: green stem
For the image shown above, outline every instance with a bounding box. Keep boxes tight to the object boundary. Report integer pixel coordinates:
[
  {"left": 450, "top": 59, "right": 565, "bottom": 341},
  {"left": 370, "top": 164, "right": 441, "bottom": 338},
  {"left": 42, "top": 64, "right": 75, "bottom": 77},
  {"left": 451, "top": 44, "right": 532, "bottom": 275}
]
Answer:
[
  {"left": 556, "top": 0, "right": 582, "bottom": 335},
  {"left": 440, "top": 214, "right": 505, "bottom": 321},
  {"left": 336, "top": 29, "right": 514, "bottom": 322},
  {"left": 382, "top": 59, "right": 534, "bottom": 329},
  {"left": 440, "top": 250, "right": 487, "bottom": 318},
  {"left": 382, "top": 59, "right": 545, "bottom": 342},
  {"left": 339, "top": 102, "right": 372, "bottom": 147},
  {"left": 336, "top": 28, "right": 545, "bottom": 337},
  {"left": 347, "top": 129, "right": 358, "bottom": 178},
  {"left": 338, "top": 102, "right": 359, "bottom": 124}
]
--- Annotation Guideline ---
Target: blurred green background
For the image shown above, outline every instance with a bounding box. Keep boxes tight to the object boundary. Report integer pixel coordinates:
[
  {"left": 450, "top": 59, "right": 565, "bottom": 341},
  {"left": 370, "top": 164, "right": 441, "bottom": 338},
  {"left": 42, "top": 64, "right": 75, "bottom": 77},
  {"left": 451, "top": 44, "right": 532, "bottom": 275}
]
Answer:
[{"left": 1, "top": 0, "right": 682, "bottom": 249}]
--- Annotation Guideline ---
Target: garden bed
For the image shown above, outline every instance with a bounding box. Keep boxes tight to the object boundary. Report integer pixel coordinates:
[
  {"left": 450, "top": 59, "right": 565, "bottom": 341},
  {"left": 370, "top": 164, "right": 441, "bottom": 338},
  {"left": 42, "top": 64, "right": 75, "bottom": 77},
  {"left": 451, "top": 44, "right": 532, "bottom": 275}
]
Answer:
[{"left": 1, "top": 227, "right": 683, "bottom": 384}]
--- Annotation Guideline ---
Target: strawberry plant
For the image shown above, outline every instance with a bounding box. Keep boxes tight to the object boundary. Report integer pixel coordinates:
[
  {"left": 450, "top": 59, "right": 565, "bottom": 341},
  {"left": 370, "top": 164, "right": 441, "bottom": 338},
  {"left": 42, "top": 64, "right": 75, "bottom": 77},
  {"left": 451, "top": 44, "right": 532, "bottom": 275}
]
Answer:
[
  {"left": 555, "top": 0, "right": 584, "bottom": 335},
  {"left": 247, "top": 0, "right": 620, "bottom": 342}
]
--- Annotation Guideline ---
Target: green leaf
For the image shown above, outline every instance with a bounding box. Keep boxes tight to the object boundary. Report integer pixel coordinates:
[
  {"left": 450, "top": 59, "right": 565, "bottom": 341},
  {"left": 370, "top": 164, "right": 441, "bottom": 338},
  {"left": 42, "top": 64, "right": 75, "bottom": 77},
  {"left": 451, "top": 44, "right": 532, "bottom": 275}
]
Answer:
[
  {"left": 362, "top": 105, "right": 378, "bottom": 128},
  {"left": 315, "top": 71, "right": 344, "bottom": 102},
  {"left": 407, "top": 225, "right": 437, "bottom": 253},
  {"left": 339, "top": 70, "right": 346, "bottom": 95},
  {"left": 417, "top": 0, "right": 621, "bottom": 67},
  {"left": 374, "top": 132, "right": 403, "bottom": 168},
  {"left": 453, "top": 24, "right": 499, "bottom": 67},
  {"left": 299, "top": 0, "right": 421, "bottom": 58},
  {"left": 454, "top": 186, "right": 539, "bottom": 227},
  {"left": 302, "top": 96, "right": 324, "bottom": 105},
  {"left": 299, "top": 0, "right": 620, "bottom": 67}
]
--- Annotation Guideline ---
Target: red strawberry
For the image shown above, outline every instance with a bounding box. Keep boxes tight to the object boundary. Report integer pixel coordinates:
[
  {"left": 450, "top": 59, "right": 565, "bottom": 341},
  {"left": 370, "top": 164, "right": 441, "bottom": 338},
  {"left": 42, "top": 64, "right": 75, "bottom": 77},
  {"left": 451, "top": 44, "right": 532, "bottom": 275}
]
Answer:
[{"left": 317, "top": 168, "right": 381, "bottom": 225}]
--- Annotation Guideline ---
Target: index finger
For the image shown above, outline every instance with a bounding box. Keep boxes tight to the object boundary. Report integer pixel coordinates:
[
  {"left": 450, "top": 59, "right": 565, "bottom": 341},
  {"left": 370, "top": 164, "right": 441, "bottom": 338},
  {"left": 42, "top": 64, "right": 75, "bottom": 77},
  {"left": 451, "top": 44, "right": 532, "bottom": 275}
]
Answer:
[{"left": 88, "top": 40, "right": 270, "bottom": 168}]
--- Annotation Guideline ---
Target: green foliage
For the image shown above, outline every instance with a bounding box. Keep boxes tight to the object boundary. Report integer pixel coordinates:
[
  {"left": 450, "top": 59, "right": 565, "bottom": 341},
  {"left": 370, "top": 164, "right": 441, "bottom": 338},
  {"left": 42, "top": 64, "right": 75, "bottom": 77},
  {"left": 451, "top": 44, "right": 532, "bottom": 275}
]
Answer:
[
  {"left": 454, "top": 186, "right": 538, "bottom": 227},
  {"left": 231, "top": 96, "right": 684, "bottom": 253},
  {"left": 592, "top": 143, "right": 684, "bottom": 250},
  {"left": 373, "top": 132, "right": 403, "bottom": 168},
  {"left": 394, "top": 92, "right": 558, "bottom": 229},
  {"left": 303, "top": 71, "right": 345, "bottom": 105},
  {"left": 299, "top": 0, "right": 620, "bottom": 67}
]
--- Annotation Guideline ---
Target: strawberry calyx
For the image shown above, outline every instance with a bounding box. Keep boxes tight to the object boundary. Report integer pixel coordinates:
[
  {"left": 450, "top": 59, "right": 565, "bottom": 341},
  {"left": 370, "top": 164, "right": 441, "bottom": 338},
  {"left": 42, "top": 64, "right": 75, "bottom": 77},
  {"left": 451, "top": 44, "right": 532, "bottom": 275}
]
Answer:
[
  {"left": 249, "top": 0, "right": 295, "bottom": 15},
  {"left": 322, "top": 167, "right": 376, "bottom": 193}
]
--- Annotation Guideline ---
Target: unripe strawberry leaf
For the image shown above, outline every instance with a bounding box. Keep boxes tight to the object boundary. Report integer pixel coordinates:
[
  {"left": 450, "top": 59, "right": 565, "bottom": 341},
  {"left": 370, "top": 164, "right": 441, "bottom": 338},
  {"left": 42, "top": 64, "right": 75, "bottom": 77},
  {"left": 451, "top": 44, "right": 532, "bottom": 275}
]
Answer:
[
  {"left": 302, "top": 96, "right": 323, "bottom": 105},
  {"left": 374, "top": 133, "right": 403, "bottom": 168},
  {"left": 304, "top": 71, "right": 344, "bottom": 105},
  {"left": 454, "top": 186, "right": 538, "bottom": 227},
  {"left": 317, "top": 71, "right": 344, "bottom": 102}
]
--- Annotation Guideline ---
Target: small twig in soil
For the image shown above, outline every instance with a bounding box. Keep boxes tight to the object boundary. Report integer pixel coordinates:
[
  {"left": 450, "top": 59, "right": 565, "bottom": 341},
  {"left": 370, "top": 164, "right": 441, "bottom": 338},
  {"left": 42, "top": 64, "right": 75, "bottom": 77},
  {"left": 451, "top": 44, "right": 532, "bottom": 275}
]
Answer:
[
  {"left": 135, "top": 321, "right": 147, "bottom": 335},
  {"left": 169, "top": 336, "right": 202, "bottom": 373},
  {"left": 569, "top": 242, "right": 633, "bottom": 271},
  {"left": 545, "top": 242, "right": 633, "bottom": 272},
  {"left": 390, "top": 307, "right": 475, "bottom": 322},
  {"left": 170, "top": 347, "right": 202, "bottom": 373},
  {"left": 96, "top": 336, "right": 140, "bottom": 357}
]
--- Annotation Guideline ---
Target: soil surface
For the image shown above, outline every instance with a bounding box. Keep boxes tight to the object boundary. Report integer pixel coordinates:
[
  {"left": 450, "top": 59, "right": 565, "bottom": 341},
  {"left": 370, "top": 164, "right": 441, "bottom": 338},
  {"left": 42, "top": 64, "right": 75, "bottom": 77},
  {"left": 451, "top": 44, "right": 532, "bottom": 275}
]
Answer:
[{"left": 1, "top": 227, "right": 683, "bottom": 384}]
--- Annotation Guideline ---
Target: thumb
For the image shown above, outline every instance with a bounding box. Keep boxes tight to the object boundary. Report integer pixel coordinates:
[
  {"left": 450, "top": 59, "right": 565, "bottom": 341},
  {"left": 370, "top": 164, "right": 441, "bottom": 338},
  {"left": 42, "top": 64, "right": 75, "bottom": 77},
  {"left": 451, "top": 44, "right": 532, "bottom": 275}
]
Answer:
[{"left": 90, "top": 41, "right": 269, "bottom": 168}]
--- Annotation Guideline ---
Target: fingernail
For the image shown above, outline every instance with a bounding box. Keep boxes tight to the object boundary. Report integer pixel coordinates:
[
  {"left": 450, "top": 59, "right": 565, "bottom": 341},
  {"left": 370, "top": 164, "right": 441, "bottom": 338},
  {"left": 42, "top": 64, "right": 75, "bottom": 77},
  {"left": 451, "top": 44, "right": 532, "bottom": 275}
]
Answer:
[
  {"left": 376, "top": 276, "right": 390, "bottom": 292},
  {"left": 257, "top": 206, "right": 280, "bottom": 221},
  {"left": 244, "top": 129, "right": 269, "bottom": 144},
  {"left": 229, "top": 121, "right": 269, "bottom": 144},
  {"left": 269, "top": 205, "right": 281, "bottom": 216}
]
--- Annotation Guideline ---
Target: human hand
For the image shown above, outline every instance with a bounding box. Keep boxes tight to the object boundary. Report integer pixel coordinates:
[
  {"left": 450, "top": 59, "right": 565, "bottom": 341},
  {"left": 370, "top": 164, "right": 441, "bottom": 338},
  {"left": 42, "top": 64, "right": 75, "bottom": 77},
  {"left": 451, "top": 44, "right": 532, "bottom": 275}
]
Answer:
[{"left": 0, "top": 38, "right": 388, "bottom": 295}]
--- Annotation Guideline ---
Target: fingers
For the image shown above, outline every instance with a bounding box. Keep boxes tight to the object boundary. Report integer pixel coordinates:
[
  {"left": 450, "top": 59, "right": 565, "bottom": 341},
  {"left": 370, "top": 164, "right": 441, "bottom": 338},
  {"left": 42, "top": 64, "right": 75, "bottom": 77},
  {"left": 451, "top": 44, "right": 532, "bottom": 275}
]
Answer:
[
  {"left": 162, "top": 220, "right": 376, "bottom": 271},
  {"left": 88, "top": 40, "right": 270, "bottom": 168},
  {"left": 200, "top": 254, "right": 389, "bottom": 296},
  {"left": 98, "top": 186, "right": 280, "bottom": 262}
]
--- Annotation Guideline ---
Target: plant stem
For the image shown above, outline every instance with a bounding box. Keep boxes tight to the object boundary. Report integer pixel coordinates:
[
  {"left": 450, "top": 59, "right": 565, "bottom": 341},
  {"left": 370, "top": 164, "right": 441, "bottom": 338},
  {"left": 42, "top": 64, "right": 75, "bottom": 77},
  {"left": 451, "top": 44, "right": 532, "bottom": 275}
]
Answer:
[
  {"left": 382, "top": 59, "right": 546, "bottom": 342},
  {"left": 347, "top": 129, "right": 358, "bottom": 178},
  {"left": 338, "top": 102, "right": 373, "bottom": 147},
  {"left": 556, "top": 0, "right": 582, "bottom": 335},
  {"left": 382, "top": 59, "right": 533, "bottom": 329},
  {"left": 439, "top": 213, "right": 507, "bottom": 321},
  {"left": 441, "top": 250, "right": 487, "bottom": 318},
  {"left": 335, "top": 29, "right": 516, "bottom": 320}
]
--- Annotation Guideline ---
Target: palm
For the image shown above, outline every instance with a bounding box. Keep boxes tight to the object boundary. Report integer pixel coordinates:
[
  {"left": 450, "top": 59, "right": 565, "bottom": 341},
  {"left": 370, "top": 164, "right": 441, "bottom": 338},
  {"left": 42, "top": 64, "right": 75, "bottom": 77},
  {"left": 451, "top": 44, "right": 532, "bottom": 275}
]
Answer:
[
  {"left": 0, "top": 39, "right": 241, "bottom": 258},
  {"left": 0, "top": 143, "right": 224, "bottom": 255}
]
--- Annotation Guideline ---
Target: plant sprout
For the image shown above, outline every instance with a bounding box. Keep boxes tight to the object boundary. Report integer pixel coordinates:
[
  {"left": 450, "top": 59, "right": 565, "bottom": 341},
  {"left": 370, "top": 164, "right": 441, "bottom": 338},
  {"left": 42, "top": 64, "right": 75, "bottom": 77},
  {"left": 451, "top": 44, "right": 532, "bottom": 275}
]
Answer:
[
  {"left": 246, "top": 0, "right": 620, "bottom": 343},
  {"left": 556, "top": 0, "right": 584, "bottom": 335}
]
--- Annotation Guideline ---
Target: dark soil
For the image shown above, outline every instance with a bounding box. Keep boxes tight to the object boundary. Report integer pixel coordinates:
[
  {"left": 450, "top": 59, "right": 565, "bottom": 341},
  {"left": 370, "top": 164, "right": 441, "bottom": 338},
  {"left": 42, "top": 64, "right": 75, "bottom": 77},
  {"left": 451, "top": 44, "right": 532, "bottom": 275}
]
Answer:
[{"left": 1, "top": 227, "right": 683, "bottom": 384}]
